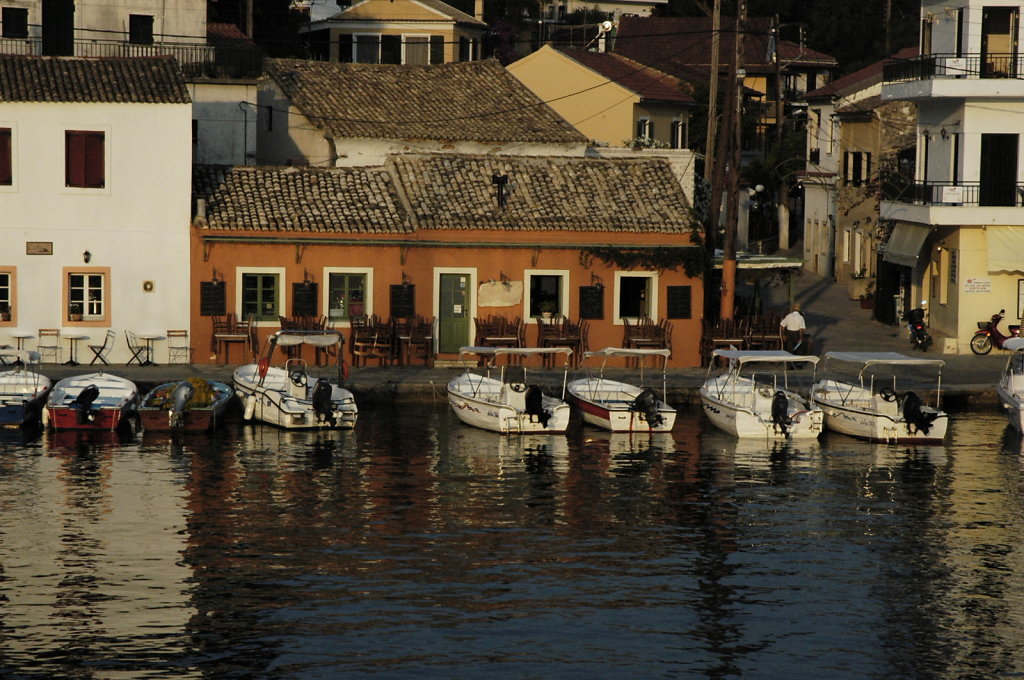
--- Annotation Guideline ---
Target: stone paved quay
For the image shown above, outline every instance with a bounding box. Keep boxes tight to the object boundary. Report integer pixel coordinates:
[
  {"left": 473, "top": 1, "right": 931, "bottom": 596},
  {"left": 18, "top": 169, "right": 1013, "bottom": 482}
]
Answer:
[{"left": 25, "top": 274, "right": 1010, "bottom": 410}]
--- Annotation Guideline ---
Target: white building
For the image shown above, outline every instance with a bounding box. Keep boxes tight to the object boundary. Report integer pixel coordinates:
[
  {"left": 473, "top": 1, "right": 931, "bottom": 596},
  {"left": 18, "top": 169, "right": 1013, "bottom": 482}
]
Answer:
[
  {"left": 881, "top": 0, "right": 1024, "bottom": 351},
  {"left": 0, "top": 54, "right": 192, "bottom": 364}
]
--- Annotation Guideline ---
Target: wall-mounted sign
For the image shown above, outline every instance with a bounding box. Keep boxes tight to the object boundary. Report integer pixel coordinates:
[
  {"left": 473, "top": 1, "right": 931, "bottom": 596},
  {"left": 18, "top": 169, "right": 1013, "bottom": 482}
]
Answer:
[
  {"left": 963, "top": 277, "right": 991, "bottom": 293},
  {"left": 26, "top": 242, "right": 53, "bottom": 255}
]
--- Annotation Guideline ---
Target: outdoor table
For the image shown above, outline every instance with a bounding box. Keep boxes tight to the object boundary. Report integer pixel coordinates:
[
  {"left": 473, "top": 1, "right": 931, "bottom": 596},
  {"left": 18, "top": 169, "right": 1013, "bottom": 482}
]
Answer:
[
  {"left": 10, "top": 330, "right": 33, "bottom": 350},
  {"left": 138, "top": 333, "right": 166, "bottom": 366},
  {"left": 60, "top": 330, "right": 88, "bottom": 366}
]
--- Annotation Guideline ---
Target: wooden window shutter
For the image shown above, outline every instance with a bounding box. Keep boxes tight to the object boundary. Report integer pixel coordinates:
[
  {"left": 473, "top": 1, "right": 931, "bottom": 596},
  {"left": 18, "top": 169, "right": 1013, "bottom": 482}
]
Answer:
[
  {"left": 0, "top": 128, "right": 11, "bottom": 185},
  {"left": 430, "top": 35, "right": 444, "bottom": 64},
  {"left": 66, "top": 131, "right": 104, "bottom": 188},
  {"left": 84, "top": 132, "right": 104, "bottom": 188}
]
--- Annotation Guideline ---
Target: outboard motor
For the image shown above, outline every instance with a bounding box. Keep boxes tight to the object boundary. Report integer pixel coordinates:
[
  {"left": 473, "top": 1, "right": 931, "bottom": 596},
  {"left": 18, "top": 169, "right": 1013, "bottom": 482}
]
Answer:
[
  {"left": 771, "top": 390, "right": 792, "bottom": 435},
  {"left": 311, "top": 378, "right": 334, "bottom": 424},
  {"left": 169, "top": 380, "right": 195, "bottom": 430},
  {"left": 73, "top": 384, "right": 100, "bottom": 424},
  {"left": 901, "top": 390, "right": 938, "bottom": 435},
  {"left": 524, "top": 385, "right": 551, "bottom": 427},
  {"left": 630, "top": 388, "right": 664, "bottom": 428}
]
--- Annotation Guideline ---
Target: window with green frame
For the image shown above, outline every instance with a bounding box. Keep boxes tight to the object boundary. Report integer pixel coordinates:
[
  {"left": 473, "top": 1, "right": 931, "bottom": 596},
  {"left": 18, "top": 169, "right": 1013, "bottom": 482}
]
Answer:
[
  {"left": 328, "top": 272, "right": 367, "bottom": 320},
  {"left": 242, "top": 273, "right": 279, "bottom": 321}
]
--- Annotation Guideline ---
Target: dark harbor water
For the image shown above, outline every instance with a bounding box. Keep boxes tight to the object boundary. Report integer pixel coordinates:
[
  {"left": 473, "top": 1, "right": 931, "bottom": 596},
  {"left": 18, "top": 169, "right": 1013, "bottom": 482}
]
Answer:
[{"left": 1, "top": 407, "right": 1023, "bottom": 679}]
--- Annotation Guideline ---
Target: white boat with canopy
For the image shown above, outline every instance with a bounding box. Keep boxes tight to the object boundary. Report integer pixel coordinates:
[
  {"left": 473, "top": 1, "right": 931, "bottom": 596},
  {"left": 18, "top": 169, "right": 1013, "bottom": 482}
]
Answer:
[
  {"left": 996, "top": 338, "right": 1024, "bottom": 433},
  {"left": 700, "top": 350, "right": 823, "bottom": 439},
  {"left": 809, "top": 351, "right": 947, "bottom": 443},
  {"left": 447, "top": 347, "right": 572, "bottom": 434},
  {"left": 234, "top": 329, "right": 357, "bottom": 430},
  {"left": 567, "top": 347, "right": 675, "bottom": 432},
  {"left": 0, "top": 349, "right": 50, "bottom": 429}
]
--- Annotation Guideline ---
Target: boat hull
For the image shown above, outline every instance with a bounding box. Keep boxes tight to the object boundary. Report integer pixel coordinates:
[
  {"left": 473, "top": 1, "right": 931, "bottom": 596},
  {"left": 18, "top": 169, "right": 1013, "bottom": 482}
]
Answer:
[
  {"left": 0, "top": 370, "right": 50, "bottom": 429},
  {"left": 567, "top": 378, "right": 675, "bottom": 432},
  {"left": 234, "top": 364, "right": 357, "bottom": 430},
  {"left": 45, "top": 373, "right": 138, "bottom": 432},
  {"left": 811, "top": 381, "right": 948, "bottom": 443},
  {"left": 997, "top": 382, "right": 1024, "bottom": 434},
  {"left": 700, "top": 377, "right": 822, "bottom": 439},
  {"left": 448, "top": 373, "right": 570, "bottom": 434},
  {"left": 139, "top": 380, "right": 234, "bottom": 432}
]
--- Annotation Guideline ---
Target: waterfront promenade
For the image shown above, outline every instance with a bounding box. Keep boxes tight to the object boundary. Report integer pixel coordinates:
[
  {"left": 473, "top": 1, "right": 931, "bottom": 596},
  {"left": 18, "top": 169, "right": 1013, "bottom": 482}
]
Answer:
[{"left": 25, "top": 274, "right": 1009, "bottom": 408}]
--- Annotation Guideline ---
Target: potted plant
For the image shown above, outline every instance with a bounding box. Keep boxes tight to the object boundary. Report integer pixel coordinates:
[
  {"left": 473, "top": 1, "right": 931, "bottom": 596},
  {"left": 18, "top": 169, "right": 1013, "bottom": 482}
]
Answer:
[
  {"left": 348, "top": 292, "right": 364, "bottom": 318},
  {"left": 538, "top": 299, "right": 558, "bottom": 320},
  {"left": 0, "top": 303, "right": 9, "bottom": 322},
  {"left": 858, "top": 280, "right": 875, "bottom": 310},
  {"left": 69, "top": 302, "right": 83, "bottom": 322}
]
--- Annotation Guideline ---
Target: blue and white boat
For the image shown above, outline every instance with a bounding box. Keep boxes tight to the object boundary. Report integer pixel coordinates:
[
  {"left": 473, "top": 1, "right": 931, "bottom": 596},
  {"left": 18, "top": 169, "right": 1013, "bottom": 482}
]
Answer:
[{"left": 0, "top": 349, "right": 51, "bottom": 429}]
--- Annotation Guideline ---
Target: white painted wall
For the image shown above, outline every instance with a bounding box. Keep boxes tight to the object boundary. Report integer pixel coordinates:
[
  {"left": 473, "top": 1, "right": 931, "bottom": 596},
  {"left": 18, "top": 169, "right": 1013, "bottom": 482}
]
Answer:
[
  {"left": 190, "top": 81, "right": 259, "bottom": 166},
  {"left": 1, "top": 101, "right": 193, "bottom": 363},
  {"left": 14, "top": 0, "right": 207, "bottom": 43}
]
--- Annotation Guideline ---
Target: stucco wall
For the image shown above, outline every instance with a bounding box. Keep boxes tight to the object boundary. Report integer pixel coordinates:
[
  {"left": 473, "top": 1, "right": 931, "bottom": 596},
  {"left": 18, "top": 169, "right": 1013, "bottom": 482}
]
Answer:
[{"left": 190, "top": 81, "right": 259, "bottom": 166}]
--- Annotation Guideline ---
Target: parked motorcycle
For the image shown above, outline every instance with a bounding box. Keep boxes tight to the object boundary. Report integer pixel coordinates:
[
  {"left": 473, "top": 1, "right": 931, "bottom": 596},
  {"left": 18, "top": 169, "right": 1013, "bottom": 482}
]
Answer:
[
  {"left": 906, "top": 306, "right": 932, "bottom": 351},
  {"left": 970, "top": 309, "right": 1022, "bottom": 355}
]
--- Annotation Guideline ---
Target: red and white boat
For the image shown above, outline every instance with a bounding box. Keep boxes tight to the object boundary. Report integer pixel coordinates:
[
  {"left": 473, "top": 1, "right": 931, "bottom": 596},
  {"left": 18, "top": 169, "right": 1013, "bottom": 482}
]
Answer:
[
  {"left": 45, "top": 372, "right": 139, "bottom": 432},
  {"left": 567, "top": 347, "right": 676, "bottom": 432}
]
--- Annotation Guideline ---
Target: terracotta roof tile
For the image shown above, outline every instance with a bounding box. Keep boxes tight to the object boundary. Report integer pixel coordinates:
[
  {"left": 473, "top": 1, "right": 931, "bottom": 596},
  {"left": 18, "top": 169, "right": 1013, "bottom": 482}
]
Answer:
[
  {"left": 0, "top": 54, "right": 190, "bottom": 103},
  {"left": 392, "top": 154, "right": 693, "bottom": 233},
  {"left": 264, "top": 58, "right": 587, "bottom": 143},
  {"left": 193, "top": 154, "right": 695, "bottom": 235},
  {"left": 553, "top": 47, "right": 694, "bottom": 104},
  {"left": 613, "top": 16, "right": 837, "bottom": 82},
  {"left": 193, "top": 165, "right": 413, "bottom": 233}
]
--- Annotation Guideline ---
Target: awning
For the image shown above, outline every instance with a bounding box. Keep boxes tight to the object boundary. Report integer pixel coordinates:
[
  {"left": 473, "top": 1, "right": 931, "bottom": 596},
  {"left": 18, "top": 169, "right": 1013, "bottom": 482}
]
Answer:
[
  {"left": 987, "top": 226, "right": 1024, "bottom": 273},
  {"left": 883, "top": 223, "right": 932, "bottom": 267}
]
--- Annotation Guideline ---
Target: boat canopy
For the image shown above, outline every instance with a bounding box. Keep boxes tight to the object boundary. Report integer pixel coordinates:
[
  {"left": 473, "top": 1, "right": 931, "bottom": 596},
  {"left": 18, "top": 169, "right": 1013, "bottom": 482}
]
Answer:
[
  {"left": 1003, "top": 338, "right": 1024, "bottom": 353},
  {"left": 823, "top": 351, "right": 944, "bottom": 368},
  {"left": 458, "top": 346, "right": 573, "bottom": 357},
  {"left": 269, "top": 330, "right": 343, "bottom": 347},
  {"left": 711, "top": 349, "right": 819, "bottom": 367},
  {"left": 583, "top": 347, "right": 671, "bottom": 360}
]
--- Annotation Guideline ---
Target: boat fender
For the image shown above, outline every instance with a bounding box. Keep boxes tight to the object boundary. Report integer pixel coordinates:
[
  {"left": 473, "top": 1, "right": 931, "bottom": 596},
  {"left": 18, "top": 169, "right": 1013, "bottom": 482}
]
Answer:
[
  {"left": 524, "top": 385, "right": 551, "bottom": 427},
  {"left": 771, "top": 391, "right": 792, "bottom": 435},
  {"left": 258, "top": 357, "right": 270, "bottom": 379},
  {"left": 340, "top": 360, "right": 349, "bottom": 382},
  {"left": 311, "top": 379, "right": 334, "bottom": 423},
  {"left": 73, "top": 384, "right": 100, "bottom": 424},
  {"left": 630, "top": 388, "right": 664, "bottom": 428},
  {"left": 243, "top": 394, "right": 257, "bottom": 421},
  {"left": 901, "top": 390, "right": 938, "bottom": 435},
  {"left": 169, "top": 380, "right": 195, "bottom": 429}
]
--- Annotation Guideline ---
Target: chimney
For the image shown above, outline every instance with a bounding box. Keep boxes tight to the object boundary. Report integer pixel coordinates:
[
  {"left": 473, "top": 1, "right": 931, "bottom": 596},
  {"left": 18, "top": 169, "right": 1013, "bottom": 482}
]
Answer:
[{"left": 474, "top": 0, "right": 484, "bottom": 21}]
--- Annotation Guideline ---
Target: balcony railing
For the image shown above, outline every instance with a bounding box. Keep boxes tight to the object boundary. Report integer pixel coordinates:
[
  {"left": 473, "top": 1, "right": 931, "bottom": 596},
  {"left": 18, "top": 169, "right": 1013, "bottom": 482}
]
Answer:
[
  {"left": 0, "top": 37, "right": 264, "bottom": 79},
  {"left": 881, "top": 180, "right": 1024, "bottom": 207},
  {"left": 883, "top": 53, "right": 1022, "bottom": 83}
]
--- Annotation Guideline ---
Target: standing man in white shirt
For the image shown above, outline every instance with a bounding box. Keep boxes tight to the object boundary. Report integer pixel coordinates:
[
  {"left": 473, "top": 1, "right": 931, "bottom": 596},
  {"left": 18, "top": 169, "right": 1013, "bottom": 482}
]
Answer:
[{"left": 779, "top": 304, "right": 806, "bottom": 354}]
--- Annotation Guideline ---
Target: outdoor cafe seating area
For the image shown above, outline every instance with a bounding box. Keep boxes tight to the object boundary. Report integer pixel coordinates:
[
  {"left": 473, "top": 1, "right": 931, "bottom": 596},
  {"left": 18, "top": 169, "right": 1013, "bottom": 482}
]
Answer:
[
  {"left": 349, "top": 314, "right": 435, "bottom": 368},
  {"left": 699, "top": 312, "right": 785, "bottom": 366}
]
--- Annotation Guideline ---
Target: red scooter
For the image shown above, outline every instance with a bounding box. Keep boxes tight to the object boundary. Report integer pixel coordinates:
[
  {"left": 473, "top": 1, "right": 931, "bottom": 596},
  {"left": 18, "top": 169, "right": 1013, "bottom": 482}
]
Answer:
[{"left": 970, "top": 309, "right": 1022, "bottom": 354}]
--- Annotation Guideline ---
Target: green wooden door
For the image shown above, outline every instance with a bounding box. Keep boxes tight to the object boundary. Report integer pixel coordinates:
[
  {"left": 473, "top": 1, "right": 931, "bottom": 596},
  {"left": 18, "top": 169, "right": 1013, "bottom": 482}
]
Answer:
[{"left": 438, "top": 273, "right": 471, "bottom": 353}]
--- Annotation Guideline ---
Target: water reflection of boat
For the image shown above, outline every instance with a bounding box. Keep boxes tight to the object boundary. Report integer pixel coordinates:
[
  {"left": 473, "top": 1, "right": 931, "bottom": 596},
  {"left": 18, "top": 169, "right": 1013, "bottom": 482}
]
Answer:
[
  {"left": 44, "top": 427, "right": 131, "bottom": 452},
  {"left": 701, "top": 424, "right": 820, "bottom": 468},
  {"left": 448, "top": 421, "right": 569, "bottom": 472}
]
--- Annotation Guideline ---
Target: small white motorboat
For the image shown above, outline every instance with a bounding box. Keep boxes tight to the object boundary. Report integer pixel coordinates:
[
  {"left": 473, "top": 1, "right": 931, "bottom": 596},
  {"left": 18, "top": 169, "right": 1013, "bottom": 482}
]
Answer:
[
  {"left": 700, "top": 349, "right": 823, "bottom": 439},
  {"left": 0, "top": 349, "right": 51, "bottom": 429},
  {"left": 234, "top": 329, "right": 357, "bottom": 430},
  {"left": 447, "top": 347, "right": 572, "bottom": 434},
  {"left": 996, "top": 338, "right": 1024, "bottom": 433},
  {"left": 810, "top": 351, "right": 948, "bottom": 443},
  {"left": 567, "top": 347, "right": 676, "bottom": 432},
  {"left": 45, "top": 372, "right": 139, "bottom": 431}
]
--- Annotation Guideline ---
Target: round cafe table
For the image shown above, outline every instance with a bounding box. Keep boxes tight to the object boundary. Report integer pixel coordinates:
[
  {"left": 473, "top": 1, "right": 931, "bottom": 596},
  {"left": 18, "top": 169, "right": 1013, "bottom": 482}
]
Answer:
[
  {"left": 137, "top": 333, "right": 166, "bottom": 366},
  {"left": 60, "top": 330, "right": 88, "bottom": 366},
  {"left": 10, "top": 330, "right": 34, "bottom": 350}
]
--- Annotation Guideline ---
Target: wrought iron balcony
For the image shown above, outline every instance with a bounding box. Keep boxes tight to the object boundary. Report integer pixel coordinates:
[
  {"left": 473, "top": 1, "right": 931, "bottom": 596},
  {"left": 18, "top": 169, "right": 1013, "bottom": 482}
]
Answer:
[
  {"left": 0, "top": 36, "right": 264, "bottom": 79},
  {"left": 881, "top": 179, "right": 1024, "bottom": 207},
  {"left": 883, "top": 53, "right": 1022, "bottom": 83}
]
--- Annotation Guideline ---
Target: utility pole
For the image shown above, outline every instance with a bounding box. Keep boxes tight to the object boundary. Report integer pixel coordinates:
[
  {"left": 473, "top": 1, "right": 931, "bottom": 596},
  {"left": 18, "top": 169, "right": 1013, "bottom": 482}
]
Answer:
[
  {"left": 720, "top": 0, "right": 746, "bottom": 321},
  {"left": 704, "top": 0, "right": 722, "bottom": 257},
  {"left": 772, "top": 15, "right": 791, "bottom": 251},
  {"left": 245, "top": 0, "right": 254, "bottom": 39}
]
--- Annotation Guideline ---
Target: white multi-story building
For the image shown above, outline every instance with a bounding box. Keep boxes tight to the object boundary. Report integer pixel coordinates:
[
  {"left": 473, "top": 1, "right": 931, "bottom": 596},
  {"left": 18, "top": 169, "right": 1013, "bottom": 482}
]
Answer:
[
  {"left": 0, "top": 54, "right": 192, "bottom": 363},
  {"left": 881, "top": 0, "right": 1024, "bottom": 351}
]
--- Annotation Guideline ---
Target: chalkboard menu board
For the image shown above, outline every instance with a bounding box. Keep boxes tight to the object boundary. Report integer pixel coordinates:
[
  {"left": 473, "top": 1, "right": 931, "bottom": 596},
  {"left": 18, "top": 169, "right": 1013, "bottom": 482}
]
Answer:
[
  {"left": 578, "top": 285, "right": 604, "bottom": 320},
  {"left": 666, "top": 285, "right": 692, "bottom": 319},
  {"left": 293, "top": 282, "right": 318, "bottom": 317},
  {"left": 390, "top": 284, "right": 415, "bottom": 318},
  {"left": 200, "top": 281, "right": 226, "bottom": 317}
]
